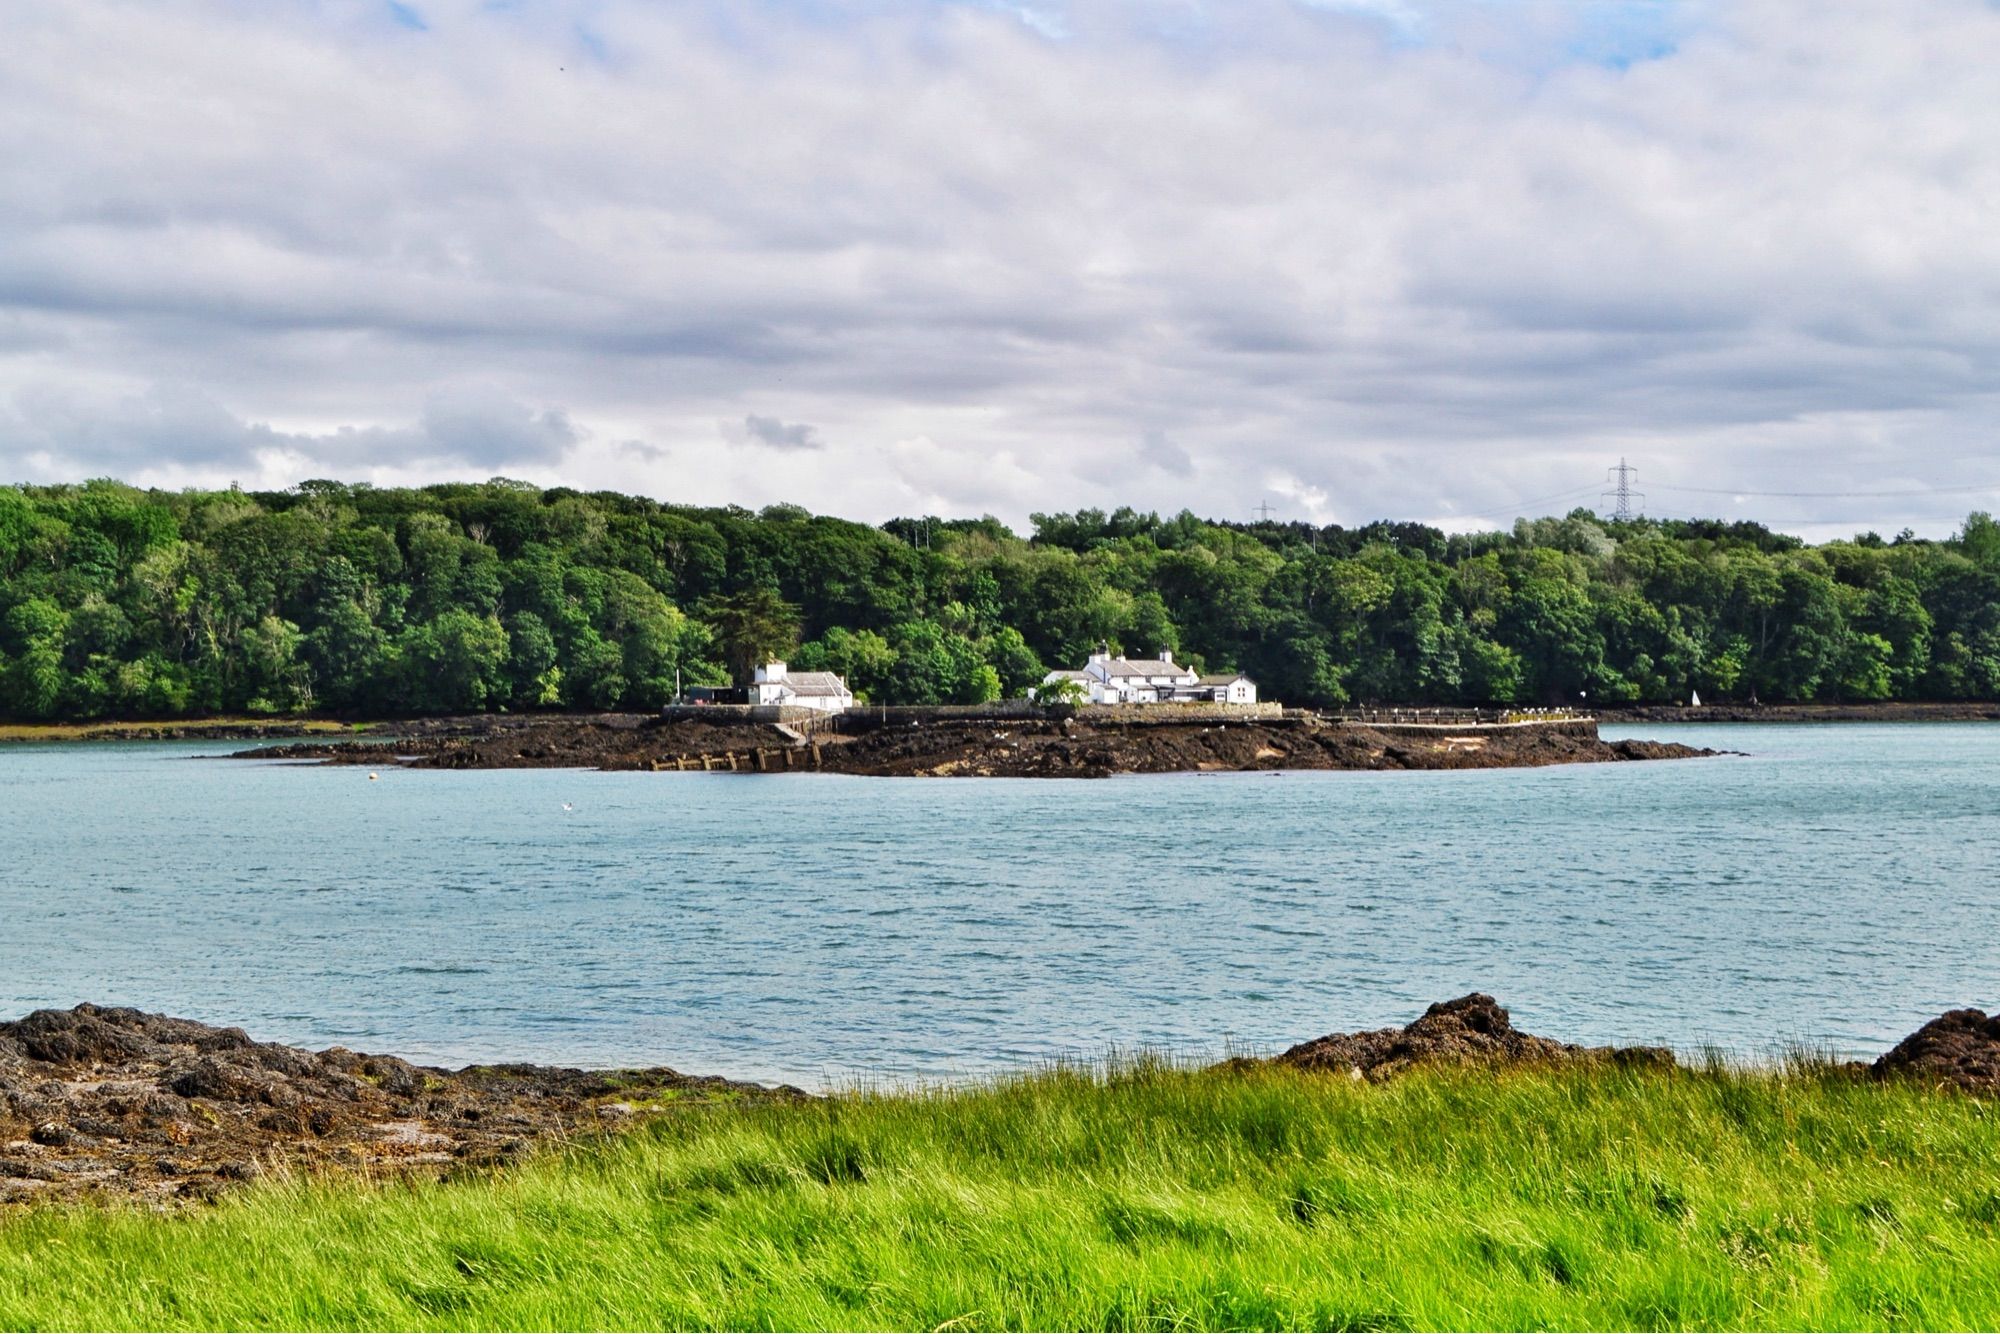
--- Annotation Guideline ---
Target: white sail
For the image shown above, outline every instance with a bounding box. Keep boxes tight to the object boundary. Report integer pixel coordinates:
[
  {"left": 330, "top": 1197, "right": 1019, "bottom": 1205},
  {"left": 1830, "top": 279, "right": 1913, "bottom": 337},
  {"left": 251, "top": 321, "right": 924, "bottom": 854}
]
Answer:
[{"left": 1690, "top": 688, "right": 1702, "bottom": 707}]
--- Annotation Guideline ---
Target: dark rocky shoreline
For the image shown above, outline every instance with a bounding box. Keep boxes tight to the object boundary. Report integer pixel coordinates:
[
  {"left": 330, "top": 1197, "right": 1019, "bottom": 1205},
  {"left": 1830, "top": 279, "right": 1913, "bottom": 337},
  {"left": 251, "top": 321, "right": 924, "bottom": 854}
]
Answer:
[
  {"left": 5, "top": 998, "right": 1996, "bottom": 1208},
  {"left": 231, "top": 712, "right": 1715, "bottom": 777},
  {"left": 0, "top": 1005, "right": 802, "bottom": 1208}
]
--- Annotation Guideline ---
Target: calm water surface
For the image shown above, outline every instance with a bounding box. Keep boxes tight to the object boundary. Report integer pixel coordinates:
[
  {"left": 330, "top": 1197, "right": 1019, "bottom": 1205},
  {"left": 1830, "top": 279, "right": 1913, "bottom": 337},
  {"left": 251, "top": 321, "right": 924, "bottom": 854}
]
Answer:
[{"left": 2, "top": 724, "right": 1995, "bottom": 1085}]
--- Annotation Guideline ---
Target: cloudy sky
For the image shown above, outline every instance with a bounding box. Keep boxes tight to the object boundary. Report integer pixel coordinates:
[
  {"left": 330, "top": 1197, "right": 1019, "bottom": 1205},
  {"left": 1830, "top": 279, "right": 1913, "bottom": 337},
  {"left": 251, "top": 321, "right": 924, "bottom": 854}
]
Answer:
[{"left": 3, "top": 0, "right": 1997, "bottom": 536}]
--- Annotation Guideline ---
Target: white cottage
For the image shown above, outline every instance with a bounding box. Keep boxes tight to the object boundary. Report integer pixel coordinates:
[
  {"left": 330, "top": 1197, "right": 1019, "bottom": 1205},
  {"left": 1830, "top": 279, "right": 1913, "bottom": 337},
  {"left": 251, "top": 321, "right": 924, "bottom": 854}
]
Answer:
[
  {"left": 748, "top": 661, "right": 854, "bottom": 714},
  {"left": 1041, "top": 647, "right": 1257, "bottom": 705}
]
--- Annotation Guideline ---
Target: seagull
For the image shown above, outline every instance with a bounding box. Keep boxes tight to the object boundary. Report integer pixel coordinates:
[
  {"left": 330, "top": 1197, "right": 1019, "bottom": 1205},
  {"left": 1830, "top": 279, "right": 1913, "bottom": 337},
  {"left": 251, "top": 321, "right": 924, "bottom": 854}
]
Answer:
[
  {"left": 561, "top": 802, "right": 574, "bottom": 812},
  {"left": 368, "top": 772, "right": 378, "bottom": 781}
]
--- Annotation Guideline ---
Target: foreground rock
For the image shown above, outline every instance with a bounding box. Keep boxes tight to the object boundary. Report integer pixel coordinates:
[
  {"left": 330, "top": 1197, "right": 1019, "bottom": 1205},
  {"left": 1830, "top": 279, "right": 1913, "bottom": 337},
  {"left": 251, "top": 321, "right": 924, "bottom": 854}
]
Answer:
[
  {"left": 8, "top": 998, "right": 2000, "bottom": 1208},
  {"left": 0, "top": 1005, "right": 799, "bottom": 1207},
  {"left": 1270, "top": 994, "right": 1676, "bottom": 1080},
  {"left": 236, "top": 713, "right": 1716, "bottom": 778},
  {"left": 1871, "top": 1008, "right": 2000, "bottom": 1092}
]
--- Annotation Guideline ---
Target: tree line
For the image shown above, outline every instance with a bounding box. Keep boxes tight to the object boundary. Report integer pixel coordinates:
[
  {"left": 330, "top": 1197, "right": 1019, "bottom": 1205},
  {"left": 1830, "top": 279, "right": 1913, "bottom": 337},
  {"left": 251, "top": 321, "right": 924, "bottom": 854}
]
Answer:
[{"left": 3, "top": 477, "right": 1998, "bottom": 720}]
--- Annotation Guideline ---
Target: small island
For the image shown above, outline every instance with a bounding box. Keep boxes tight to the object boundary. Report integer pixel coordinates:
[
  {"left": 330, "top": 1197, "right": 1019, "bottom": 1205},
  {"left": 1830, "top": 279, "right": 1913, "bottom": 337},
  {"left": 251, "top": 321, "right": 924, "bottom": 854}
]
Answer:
[{"left": 234, "top": 699, "right": 1712, "bottom": 778}]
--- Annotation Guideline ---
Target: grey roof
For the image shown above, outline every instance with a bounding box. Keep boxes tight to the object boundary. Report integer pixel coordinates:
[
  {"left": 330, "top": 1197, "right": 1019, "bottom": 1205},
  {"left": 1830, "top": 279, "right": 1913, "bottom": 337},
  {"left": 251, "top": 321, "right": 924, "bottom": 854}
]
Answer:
[
  {"left": 1098, "top": 658, "right": 1195, "bottom": 679},
  {"left": 778, "top": 671, "right": 850, "bottom": 697},
  {"left": 1196, "top": 673, "right": 1252, "bottom": 685}
]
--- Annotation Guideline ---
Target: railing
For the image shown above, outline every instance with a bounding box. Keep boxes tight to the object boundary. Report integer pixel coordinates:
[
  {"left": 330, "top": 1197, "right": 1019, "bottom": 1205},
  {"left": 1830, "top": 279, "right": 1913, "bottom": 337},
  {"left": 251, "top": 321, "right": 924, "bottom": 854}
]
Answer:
[{"left": 1320, "top": 707, "right": 1594, "bottom": 727}]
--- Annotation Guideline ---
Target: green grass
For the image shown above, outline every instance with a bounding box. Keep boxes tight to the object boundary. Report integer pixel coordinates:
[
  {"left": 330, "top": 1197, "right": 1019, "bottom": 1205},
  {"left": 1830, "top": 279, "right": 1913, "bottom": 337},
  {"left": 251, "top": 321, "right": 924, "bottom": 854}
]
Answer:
[
  {"left": 0, "top": 717, "right": 356, "bottom": 742},
  {"left": 4, "top": 1059, "right": 1999, "bottom": 1330}
]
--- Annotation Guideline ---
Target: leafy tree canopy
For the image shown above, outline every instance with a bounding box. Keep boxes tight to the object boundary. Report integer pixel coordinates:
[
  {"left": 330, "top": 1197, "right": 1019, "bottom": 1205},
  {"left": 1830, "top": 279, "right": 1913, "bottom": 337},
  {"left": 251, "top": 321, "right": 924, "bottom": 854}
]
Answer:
[{"left": 0, "top": 478, "right": 1993, "bottom": 719}]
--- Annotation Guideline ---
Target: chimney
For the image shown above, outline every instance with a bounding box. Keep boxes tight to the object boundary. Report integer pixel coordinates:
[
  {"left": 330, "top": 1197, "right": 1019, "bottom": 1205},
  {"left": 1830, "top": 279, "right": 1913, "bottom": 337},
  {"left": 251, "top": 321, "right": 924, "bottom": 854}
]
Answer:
[
  {"left": 1158, "top": 647, "right": 1173, "bottom": 664},
  {"left": 1088, "top": 642, "right": 1109, "bottom": 665}
]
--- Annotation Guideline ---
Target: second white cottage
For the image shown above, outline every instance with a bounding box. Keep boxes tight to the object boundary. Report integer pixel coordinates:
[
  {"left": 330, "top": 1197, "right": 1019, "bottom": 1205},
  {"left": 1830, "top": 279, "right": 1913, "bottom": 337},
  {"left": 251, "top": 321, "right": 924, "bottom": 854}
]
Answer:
[{"left": 1042, "top": 646, "right": 1256, "bottom": 706}]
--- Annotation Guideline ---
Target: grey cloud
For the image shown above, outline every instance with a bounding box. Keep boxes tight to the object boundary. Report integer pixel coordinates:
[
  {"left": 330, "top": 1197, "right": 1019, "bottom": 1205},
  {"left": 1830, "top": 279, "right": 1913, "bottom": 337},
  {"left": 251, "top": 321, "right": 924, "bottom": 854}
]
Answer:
[
  {"left": 1, "top": 0, "right": 1998, "bottom": 537},
  {"left": 1, "top": 383, "right": 584, "bottom": 478},
  {"left": 1143, "top": 430, "right": 1196, "bottom": 478},
  {"left": 421, "top": 391, "right": 578, "bottom": 464},
  {"left": 726, "top": 414, "right": 824, "bottom": 452},
  {"left": 1069, "top": 430, "right": 1197, "bottom": 489},
  {"left": 4, "top": 382, "right": 267, "bottom": 468}
]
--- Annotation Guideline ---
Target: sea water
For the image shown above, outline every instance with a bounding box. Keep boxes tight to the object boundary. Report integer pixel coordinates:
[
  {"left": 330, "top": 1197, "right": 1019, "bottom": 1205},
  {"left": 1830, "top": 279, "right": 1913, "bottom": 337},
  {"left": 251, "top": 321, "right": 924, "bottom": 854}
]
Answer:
[{"left": 2, "top": 724, "right": 1995, "bottom": 1085}]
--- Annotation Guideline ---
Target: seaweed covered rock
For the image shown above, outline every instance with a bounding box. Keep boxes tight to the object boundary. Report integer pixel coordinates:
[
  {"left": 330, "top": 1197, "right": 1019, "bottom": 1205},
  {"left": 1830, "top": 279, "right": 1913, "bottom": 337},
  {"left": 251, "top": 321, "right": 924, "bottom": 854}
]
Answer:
[
  {"left": 0, "top": 1003, "right": 797, "bottom": 1206},
  {"left": 236, "top": 712, "right": 1715, "bottom": 779},
  {"left": 1274, "top": 994, "right": 1673, "bottom": 1080},
  {"left": 1872, "top": 1008, "right": 2000, "bottom": 1092},
  {"left": 5, "top": 1006, "right": 160, "bottom": 1064}
]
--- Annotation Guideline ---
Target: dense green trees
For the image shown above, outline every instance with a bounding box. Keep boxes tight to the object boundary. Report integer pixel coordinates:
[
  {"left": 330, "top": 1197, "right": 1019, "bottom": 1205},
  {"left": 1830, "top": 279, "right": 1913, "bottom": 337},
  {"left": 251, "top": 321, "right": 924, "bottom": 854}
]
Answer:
[{"left": 2, "top": 478, "right": 1998, "bottom": 719}]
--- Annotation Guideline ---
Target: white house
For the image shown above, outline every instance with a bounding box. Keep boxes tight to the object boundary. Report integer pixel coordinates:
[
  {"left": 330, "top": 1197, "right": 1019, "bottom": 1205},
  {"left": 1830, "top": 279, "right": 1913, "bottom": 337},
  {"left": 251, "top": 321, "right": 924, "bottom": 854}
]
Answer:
[
  {"left": 748, "top": 661, "right": 853, "bottom": 714},
  {"left": 1041, "top": 647, "right": 1257, "bottom": 706}
]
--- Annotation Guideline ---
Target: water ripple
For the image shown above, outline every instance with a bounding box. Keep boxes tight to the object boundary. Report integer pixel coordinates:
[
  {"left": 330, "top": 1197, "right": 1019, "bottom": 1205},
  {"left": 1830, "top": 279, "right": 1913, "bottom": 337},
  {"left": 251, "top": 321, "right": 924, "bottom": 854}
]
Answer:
[{"left": 3, "top": 724, "right": 1999, "bottom": 1083}]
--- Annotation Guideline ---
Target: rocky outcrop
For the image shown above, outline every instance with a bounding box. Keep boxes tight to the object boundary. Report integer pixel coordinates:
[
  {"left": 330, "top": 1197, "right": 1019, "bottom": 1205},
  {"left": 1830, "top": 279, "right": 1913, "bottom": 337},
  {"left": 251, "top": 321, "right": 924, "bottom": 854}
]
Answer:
[
  {"left": 10, "top": 996, "right": 2000, "bottom": 1208},
  {"left": 235, "top": 714, "right": 1716, "bottom": 778},
  {"left": 0, "top": 1004, "right": 797, "bottom": 1206},
  {"left": 1871, "top": 1008, "right": 2000, "bottom": 1093},
  {"left": 1271, "top": 994, "right": 1675, "bottom": 1080}
]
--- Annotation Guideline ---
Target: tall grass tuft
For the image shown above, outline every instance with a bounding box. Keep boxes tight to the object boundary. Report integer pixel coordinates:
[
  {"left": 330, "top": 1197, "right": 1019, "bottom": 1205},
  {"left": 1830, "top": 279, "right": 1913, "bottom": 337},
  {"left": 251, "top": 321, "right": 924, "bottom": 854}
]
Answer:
[{"left": 2, "top": 1059, "right": 1998, "bottom": 1330}]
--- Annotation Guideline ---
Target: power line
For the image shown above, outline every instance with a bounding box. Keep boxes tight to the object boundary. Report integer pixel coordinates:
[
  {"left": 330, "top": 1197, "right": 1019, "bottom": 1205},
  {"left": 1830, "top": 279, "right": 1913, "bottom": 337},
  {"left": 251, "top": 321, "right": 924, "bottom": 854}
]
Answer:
[
  {"left": 1367, "top": 470, "right": 1995, "bottom": 532},
  {"left": 1456, "top": 471, "right": 1996, "bottom": 526},
  {"left": 1649, "top": 481, "right": 2000, "bottom": 500},
  {"left": 1452, "top": 484, "right": 1604, "bottom": 520},
  {"left": 1644, "top": 512, "right": 1955, "bottom": 529},
  {"left": 1631, "top": 501, "right": 1974, "bottom": 531}
]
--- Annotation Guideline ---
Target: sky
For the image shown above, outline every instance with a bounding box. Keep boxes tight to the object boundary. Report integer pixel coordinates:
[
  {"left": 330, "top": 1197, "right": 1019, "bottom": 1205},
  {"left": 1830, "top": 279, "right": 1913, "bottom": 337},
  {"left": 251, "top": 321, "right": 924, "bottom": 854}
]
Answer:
[{"left": 2, "top": 0, "right": 1997, "bottom": 538}]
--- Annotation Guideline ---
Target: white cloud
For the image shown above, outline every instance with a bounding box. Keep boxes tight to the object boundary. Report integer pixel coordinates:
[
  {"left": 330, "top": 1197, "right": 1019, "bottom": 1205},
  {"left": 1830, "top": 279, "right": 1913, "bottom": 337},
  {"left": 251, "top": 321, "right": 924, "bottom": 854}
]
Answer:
[{"left": 2, "top": 0, "right": 1998, "bottom": 538}]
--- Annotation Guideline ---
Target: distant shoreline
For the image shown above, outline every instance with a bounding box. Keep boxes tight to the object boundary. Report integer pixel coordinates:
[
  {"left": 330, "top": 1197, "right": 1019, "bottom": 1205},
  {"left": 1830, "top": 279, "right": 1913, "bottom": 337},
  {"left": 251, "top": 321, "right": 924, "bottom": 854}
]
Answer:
[
  {"left": 2, "top": 699, "right": 1997, "bottom": 745},
  {"left": 1595, "top": 701, "right": 2000, "bottom": 724},
  {"left": 0, "top": 717, "right": 363, "bottom": 743}
]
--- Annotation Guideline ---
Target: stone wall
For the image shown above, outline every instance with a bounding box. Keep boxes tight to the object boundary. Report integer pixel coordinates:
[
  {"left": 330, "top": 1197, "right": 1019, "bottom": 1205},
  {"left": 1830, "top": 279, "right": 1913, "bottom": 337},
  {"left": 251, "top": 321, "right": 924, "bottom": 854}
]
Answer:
[
  {"left": 1347, "top": 717, "right": 1599, "bottom": 739},
  {"left": 833, "top": 700, "right": 1284, "bottom": 730},
  {"left": 658, "top": 704, "right": 831, "bottom": 726},
  {"left": 1077, "top": 701, "right": 1284, "bottom": 723},
  {"left": 834, "top": 700, "right": 1044, "bottom": 731}
]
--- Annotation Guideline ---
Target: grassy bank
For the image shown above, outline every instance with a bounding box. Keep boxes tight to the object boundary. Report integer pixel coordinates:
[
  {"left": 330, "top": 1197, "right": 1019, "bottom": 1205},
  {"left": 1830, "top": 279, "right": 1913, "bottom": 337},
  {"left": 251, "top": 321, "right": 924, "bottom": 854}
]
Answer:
[
  {"left": 3, "top": 1060, "right": 1998, "bottom": 1331},
  {"left": 0, "top": 717, "right": 358, "bottom": 742}
]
